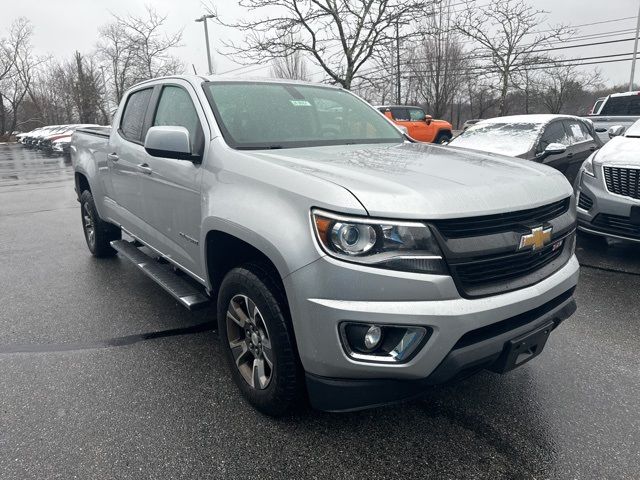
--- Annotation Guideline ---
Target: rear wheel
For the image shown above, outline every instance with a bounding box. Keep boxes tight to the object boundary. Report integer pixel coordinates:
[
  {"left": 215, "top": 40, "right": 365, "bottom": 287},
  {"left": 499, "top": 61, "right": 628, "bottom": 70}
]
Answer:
[
  {"left": 434, "top": 131, "right": 452, "bottom": 144},
  {"left": 79, "top": 190, "right": 121, "bottom": 257},
  {"left": 217, "top": 263, "right": 303, "bottom": 416}
]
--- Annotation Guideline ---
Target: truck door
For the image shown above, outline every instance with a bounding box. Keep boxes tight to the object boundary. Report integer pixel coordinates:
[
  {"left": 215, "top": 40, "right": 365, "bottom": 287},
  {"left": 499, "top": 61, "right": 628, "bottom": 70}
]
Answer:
[
  {"left": 137, "top": 83, "right": 205, "bottom": 279},
  {"left": 108, "top": 87, "right": 154, "bottom": 237}
]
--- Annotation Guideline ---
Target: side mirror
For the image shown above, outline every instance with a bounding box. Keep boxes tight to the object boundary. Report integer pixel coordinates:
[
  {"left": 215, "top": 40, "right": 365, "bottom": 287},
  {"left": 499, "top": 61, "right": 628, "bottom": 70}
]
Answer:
[
  {"left": 425, "top": 115, "right": 433, "bottom": 126},
  {"left": 538, "top": 143, "right": 566, "bottom": 160},
  {"left": 144, "top": 126, "right": 193, "bottom": 160},
  {"left": 608, "top": 125, "right": 625, "bottom": 139},
  {"left": 545, "top": 143, "right": 567, "bottom": 155}
]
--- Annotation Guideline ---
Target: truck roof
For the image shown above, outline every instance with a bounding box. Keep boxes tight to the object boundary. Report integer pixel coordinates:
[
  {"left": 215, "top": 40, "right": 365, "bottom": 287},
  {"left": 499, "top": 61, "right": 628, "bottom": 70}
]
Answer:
[
  {"left": 609, "top": 91, "right": 640, "bottom": 98},
  {"left": 131, "top": 74, "right": 341, "bottom": 90}
]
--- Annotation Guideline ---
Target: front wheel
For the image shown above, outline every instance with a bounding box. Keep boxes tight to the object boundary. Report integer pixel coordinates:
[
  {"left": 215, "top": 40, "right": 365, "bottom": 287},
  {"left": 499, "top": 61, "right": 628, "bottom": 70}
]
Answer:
[
  {"left": 434, "top": 132, "right": 452, "bottom": 144},
  {"left": 217, "top": 263, "right": 304, "bottom": 416},
  {"left": 79, "top": 190, "right": 121, "bottom": 257}
]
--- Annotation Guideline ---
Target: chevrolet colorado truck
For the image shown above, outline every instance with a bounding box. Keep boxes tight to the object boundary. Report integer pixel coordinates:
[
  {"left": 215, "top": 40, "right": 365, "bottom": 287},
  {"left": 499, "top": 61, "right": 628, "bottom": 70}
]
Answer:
[{"left": 72, "top": 75, "right": 579, "bottom": 416}]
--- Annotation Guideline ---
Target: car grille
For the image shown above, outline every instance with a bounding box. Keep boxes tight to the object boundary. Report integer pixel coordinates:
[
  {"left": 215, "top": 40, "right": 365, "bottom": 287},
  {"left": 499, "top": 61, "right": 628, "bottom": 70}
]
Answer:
[
  {"left": 592, "top": 214, "right": 640, "bottom": 239},
  {"left": 432, "top": 198, "right": 570, "bottom": 238},
  {"left": 577, "top": 192, "right": 594, "bottom": 210},
  {"left": 603, "top": 166, "right": 640, "bottom": 200},
  {"left": 449, "top": 240, "right": 566, "bottom": 295}
]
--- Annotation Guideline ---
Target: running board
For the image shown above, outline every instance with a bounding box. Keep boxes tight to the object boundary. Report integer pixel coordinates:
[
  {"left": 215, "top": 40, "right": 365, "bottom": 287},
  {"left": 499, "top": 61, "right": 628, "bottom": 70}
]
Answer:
[{"left": 110, "top": 240, "right": 209, "bottom": 311}]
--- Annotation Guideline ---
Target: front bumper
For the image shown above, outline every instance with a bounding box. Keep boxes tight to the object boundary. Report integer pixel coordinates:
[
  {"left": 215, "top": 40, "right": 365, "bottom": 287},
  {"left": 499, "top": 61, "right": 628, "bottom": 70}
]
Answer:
[
  {"left": 284, "top": 252, "right": 579, "bottom": 391},
  {"left": 576, "top": 170, "right": 640, "bottom": 242},
  {"left": 307, "top": 288, "right": 576, "bottom": 411}
]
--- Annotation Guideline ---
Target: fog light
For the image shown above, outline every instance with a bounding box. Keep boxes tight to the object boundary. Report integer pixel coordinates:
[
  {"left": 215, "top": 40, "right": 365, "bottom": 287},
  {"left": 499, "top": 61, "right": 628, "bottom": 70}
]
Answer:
[
  {"left": 364, "top": 325, "right": 382, "bottom": 350},
  {"left": 340, "top": 322, "right": 430, "bottom": 363}
]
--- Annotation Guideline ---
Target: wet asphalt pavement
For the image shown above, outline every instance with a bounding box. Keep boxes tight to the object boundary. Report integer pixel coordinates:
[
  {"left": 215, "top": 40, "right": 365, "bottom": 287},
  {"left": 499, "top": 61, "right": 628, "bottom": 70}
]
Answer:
[{"left": 0, "top": 143, "right": 638, "bottom": 479}]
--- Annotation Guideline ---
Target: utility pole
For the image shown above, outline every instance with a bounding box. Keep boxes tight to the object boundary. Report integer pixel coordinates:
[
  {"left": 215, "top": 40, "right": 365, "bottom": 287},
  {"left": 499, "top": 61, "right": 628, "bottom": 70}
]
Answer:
[
  {"left": 195, "top": 14, "right": 216, "bottom": 75},
  {"left": 630, "top": 0, "right": 640, "bottom": 91},
  {"left": 396, "top": 19, "right": 401, "bottom": 104}
]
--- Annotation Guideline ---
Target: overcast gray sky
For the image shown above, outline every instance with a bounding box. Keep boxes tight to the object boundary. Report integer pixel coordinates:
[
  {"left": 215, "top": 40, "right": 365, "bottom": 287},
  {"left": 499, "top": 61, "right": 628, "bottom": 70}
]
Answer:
[{"left": 1, "top": 0, "right": 639, "bottom": 85}]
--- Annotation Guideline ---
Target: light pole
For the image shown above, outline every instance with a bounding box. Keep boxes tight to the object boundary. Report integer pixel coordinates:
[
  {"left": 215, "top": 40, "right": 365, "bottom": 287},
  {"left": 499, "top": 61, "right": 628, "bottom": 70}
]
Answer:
[
  {"left": 195, "top": 14, "right": 216, "bottom": 75},
  {"left": 630, "top": 0, "right": 640, "bottom": 91}
]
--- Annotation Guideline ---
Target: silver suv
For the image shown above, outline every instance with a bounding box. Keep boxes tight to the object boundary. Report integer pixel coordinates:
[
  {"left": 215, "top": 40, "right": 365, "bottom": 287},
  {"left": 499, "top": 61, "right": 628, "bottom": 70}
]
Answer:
[{"left": 72, "top": 76, "right": 579, "bottom": 415}]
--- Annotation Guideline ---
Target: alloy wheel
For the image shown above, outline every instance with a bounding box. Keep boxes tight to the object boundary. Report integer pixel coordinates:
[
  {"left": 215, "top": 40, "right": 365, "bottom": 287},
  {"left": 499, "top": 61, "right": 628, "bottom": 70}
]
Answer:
[{"left": 226, "top": 294, "right": 274, "bottom": 390}]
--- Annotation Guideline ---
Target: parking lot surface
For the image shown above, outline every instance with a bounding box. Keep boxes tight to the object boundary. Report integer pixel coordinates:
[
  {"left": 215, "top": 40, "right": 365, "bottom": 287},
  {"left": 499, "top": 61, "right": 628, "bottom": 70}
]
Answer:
[{"left": 1, "top": 144, "right": 639, "bottom": 479}]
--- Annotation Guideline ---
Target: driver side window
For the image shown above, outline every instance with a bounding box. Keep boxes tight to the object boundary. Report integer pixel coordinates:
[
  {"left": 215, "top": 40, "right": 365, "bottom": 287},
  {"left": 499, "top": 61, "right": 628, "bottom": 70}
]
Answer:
[
  {"left": 538, "top": 122, "right": 569, "bottom": 153},
  {"left": 153, "top": 85, "right": 204, "bottom": 155}
]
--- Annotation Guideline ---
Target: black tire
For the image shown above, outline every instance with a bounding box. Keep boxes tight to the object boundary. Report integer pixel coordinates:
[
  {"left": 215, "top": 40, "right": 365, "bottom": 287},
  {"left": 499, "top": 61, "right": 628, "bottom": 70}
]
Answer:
[
  {"left": 434, "top": 131, "right": 452, "bottom": 144},
  {"left": 217, "top": 263, "right": 304, "bottom": 416},
  {"left": 79, "top": 190, "right": 121, "bottom": 257}
]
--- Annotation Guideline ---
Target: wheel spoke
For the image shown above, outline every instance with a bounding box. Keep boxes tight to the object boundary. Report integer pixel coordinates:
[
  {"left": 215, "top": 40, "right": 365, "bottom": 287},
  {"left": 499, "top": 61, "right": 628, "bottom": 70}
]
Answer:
[
  {"left": 230, "top": 339, "right": 251, "bottom": 367},
  {"left": 227, "top": 295, "right": 250, "bottom": 328},
  {"left": 252, "top": 358, "right": 268, "bottom": 390}
]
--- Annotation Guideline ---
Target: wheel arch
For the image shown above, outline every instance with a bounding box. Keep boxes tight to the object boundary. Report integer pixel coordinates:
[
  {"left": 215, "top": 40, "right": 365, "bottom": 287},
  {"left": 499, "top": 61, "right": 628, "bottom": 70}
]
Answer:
[{"left": 203, "top": 226, "right": 290, "bottom": 298}]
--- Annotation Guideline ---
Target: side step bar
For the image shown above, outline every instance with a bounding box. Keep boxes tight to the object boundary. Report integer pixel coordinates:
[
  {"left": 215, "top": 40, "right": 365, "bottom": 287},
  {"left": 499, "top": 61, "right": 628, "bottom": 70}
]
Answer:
[{"left": 110, "top": 240, "right": 210, "bottom": 311}]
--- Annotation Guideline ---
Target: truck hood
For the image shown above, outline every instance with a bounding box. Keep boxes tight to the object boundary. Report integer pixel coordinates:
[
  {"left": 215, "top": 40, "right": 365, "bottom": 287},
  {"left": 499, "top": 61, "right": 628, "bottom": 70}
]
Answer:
[
  {"left": 248, "top": 142, "right": 572, "bottom": 219},
  {"left": 593, "top": 136, "right": 640, "bottom": 167}
]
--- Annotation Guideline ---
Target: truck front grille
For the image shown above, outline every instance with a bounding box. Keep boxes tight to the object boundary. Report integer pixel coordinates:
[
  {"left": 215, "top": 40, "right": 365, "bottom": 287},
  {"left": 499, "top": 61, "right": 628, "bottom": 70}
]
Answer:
[
  {"left": 592, "top": 213, "right": 640, "bottom": 239},
  {"left": 604, "top": 166, "right": 640, "bottom": 200},
  {"left": 430, "top": 197, "right": 575, "bottom": 298},
  {"left": 432, "top": 198, "right": 570, "bottom": 238},
  {"left": 448, "top": 239, "right": 568, "bottom": 297}
]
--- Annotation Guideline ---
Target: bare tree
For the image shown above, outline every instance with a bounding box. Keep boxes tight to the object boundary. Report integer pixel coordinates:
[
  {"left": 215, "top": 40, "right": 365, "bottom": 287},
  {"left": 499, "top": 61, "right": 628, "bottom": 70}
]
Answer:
[
  {"left": 0, "top": 18, "right": 35, "bottom": 135},
  {"left": 408, "top": 3, "right": 468, "bottom": 118},
  {"left": 456, "top": 0, "right": 571, "bottom": 115},
  {"left": 271, "top": 50, "right": 309, "bottom": 81},
  {"left": 209, "top": 0, "right": 434, "bottom": 90},
  {"left": 539, "top": 64, "right": 603, "bottom": 114},
  {"left": 97, "top": 22, "right": 138, "bottom": 103},
  {"left": 113, "top": 6, "right": 184, "bottom": 79},
  {"left": 98, "top": 6, "right": 184, "bottom": 105}
]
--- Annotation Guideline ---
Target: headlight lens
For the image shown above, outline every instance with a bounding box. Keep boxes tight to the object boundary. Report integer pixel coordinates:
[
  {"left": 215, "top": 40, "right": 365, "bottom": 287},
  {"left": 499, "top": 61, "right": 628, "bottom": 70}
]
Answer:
[
  {"left": 312, "top": 209, "right": 447, "bottom": 274},
  {"left": 582, "top": 155, "right": 595, "bottom": 177}
]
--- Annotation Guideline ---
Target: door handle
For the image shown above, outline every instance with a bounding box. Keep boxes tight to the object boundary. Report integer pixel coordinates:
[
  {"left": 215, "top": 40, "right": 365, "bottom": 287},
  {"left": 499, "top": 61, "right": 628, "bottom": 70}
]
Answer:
[
  {"left": 137, "top": 163, "right": 153, "bottom": 175},
  {"left": 566, "top": 152, "right": 574, "bottom": 158},
  {"left": 107, "top": 153, "right": 119, "bottom": 162},
  {"left": 590, "top": 146, "right": 596, "bottom": 152}
]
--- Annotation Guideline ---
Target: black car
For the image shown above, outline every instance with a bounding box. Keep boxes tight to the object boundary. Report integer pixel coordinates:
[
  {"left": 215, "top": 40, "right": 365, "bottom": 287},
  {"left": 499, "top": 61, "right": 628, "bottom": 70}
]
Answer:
[{"left": 448, "top": 114, "right": 603, "bottom": 184}]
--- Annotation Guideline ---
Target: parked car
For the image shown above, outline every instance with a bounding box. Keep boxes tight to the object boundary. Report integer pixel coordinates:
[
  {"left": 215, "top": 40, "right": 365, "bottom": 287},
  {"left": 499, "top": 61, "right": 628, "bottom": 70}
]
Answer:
[
  {"left": 576, "top": 120, "right": 640, "bottom": 243},
  {"left": 73, "top": 76, "right": 578, "bottom": 416},
  {"left": 447, "top": 114, "right": 602, "bottom": 184},
  {"left": 586, "top": 91, "right": 640, "bottom": 143},
  {"left": 42, "top": 125, "right": 98, "bottom": 154},
  {"left": 462, "top": 119, "right": 482, "bottom": 131},
  {"left": 376, "top": 105, "right": 453, "bottom": 143}
]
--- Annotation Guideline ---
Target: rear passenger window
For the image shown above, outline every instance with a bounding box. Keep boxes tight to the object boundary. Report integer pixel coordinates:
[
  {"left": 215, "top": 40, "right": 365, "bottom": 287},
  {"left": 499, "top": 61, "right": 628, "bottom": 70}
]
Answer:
[
  {"left": 153, "top": 86, "right": 204, "bottom": 155},
  {"left": 564, "top": 120, "right": 591, "bottom": 144},
  {"left": 120, "top": 88, "right": 153, "bottom": 143}
]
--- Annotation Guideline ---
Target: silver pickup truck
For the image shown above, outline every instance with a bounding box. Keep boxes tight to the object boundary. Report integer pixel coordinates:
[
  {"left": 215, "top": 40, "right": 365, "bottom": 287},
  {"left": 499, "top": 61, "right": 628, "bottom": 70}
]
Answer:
[
  {"left": 72, "top": 75, "right": 579, "bottom": 415},
  {"left": 586, "top": 91, "right": 640, "bottom": 143}
]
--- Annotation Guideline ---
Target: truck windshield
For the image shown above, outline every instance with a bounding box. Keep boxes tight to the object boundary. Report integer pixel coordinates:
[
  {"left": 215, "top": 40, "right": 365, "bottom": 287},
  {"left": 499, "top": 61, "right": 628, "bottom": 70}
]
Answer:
[
  {"left": 600, "top": 95, "right": 640, "bottom": 115},
  {"left": 448, "top": 122, "right": 542, "bottom": 157},
  {"left": 203, "top": 81, "right": 403, "bottom": 149}
]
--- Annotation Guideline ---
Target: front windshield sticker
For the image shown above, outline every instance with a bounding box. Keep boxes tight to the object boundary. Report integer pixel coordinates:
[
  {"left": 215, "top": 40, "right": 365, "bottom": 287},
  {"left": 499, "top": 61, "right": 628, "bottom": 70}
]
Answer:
[{"left": 290, "top": 100, "right": 311, "bottom": 107}]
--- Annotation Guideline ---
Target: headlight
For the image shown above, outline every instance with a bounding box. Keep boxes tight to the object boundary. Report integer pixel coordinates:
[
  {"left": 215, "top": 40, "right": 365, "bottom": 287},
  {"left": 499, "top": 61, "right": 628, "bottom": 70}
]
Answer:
[
  {"left": 582, "top": 155, "right": 596, "bottom": 177},
  {"left": 312, "top": 209, "right": 447, "bottom": 274}
]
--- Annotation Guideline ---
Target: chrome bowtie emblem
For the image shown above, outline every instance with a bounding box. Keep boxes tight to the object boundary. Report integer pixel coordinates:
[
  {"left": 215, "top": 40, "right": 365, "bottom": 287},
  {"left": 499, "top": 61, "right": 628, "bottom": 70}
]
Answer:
[{"left": 519, "top": 226, "right": 552, "bottom": 251}]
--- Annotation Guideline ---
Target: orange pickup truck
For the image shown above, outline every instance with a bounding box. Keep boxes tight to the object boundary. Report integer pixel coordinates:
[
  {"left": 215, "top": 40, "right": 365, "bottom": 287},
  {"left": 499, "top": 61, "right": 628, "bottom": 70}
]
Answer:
[{"left": 377, "top": 105, "right": 453, "bottom": 144}]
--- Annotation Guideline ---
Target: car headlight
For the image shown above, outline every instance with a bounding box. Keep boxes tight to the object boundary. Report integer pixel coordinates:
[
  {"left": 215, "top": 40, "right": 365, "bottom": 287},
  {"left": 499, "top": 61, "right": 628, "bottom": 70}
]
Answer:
[
  {"left": 312, "top": 209, "right": 447, "bottom": 274},
  {"left": 582, "top": 155, "right": 596, "bottom": 177}
]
